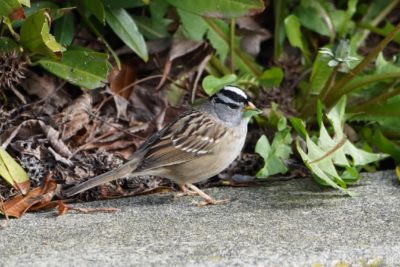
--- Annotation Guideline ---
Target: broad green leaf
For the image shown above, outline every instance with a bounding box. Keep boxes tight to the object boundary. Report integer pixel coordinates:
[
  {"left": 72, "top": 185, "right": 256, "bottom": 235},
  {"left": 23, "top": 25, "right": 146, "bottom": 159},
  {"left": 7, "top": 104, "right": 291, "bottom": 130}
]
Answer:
[
  {"left": 363, "top": 128, "right": 400, "bottom": 162},
  {"left": 167, "top": 0, "right": 264, "bottom": 18},
  {"left": 38, "top": 47, "right": 111, "bottom": 89},
  {"left": 294, "top": 96, "right": 388, "bottom": 195},
  {"left": 337, "top": 0, "right": 357, "bottom": 37},
  {"left": 0, "top": 147, "right": 30, "bottom": 195},
  {"left": 293, "top": 5, "right": 330, "bottom": 36},
  {"left": 54, "top": 10, "right": 74, "bottom": 46},
  {"left": 133, "top": 0, "right": 171, "bottom": 40},
  {"left": 0, "top": 37, "right": 19, "bottom": 52},
  {"left": 376, "top": 52, "right": 400, "bottom": 74},
  {"left": 202, "top": 74, "right": 237, "bottom": 96},
  {"left": 206, "top": 18, "right": 230, "bottom": 62},
  {"left": 177, "top": 8, "right": 208, "bottom": 41},
  {"left": 309, "top": 51, "right": 333, "bottom": 94},
  {"left": 24, "top": 1, "right": 59, "bottom": 19},
  {"left": 177, "top": 10, "right": 261, "bottom": 75},
  {"left": 102, "top": 0, "right": 146, "bottom": 8},
  {"left": 289, "top": 117, "right": 307, "bottom": 139},
  {"left": 284, "top": 14, "right": 310, "bottom": 63},
  {"left": 81, "top": 0, "right": 105, "bottom": 23},
  {"left": 18, "top": 0, "right": 30, "bottom": 7},
  {"left": 259, "top": 67, "right": 284, "bottom": 87},
  {"left": 20, "top": 9, "right": 66, "bottom": 58},
  {"left": 0, "top": 0, "right": 21, "bottom": 18},
  {"left": 105, "top": 8, "right": 148, "bottom": 61},
  {"left": 256, "top": 127, "right": 292, "bottom": 178}
]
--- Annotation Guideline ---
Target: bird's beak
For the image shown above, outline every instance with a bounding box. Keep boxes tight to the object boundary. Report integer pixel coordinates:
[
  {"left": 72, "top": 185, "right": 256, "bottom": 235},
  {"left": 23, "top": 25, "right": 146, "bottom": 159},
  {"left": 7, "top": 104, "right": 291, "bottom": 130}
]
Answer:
[{"left": 244, "top": 101, "right": 259, "bottom": 112}]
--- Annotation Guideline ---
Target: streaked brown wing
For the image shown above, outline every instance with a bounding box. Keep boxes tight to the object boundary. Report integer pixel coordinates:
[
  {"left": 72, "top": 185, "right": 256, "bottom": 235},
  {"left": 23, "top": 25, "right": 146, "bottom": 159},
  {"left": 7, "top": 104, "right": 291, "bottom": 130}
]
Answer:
[{"left": 136, "top": 109, "right": 226, "bottom": 171}]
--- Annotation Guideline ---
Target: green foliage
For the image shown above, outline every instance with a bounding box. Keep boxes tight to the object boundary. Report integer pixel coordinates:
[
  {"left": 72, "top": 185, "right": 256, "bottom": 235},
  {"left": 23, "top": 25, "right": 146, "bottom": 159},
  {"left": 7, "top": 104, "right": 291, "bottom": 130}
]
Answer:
[
  {"left": 0, "top": 147, "right": 30, "bottom": 195},
  {"left": 202, "top": 74, "right": 238, "bottom": 95},
  {"left": 20, "top": 9, "right": 66, "bottom": 59},
  {"left": 167, "top": 0, "right": 264, "bottom": 18},
  {"left": 0, "top": 0, "right": 398, "bottom": 194},
  {"left": 259, "top": 67, "right": 284, "bottom": 87},
  {"left": 256, "top": 117, "right": 292, "bottom": 178},
  {"left": 284, "top": 14, "right": 310, "bottom": 63},
  {"left": 292, "top": 97, "right": 388, "bottom": 195},
  {"left": 38, "top": 47, "right": 111, "bottom": 89},
  {"left": 105, "top": 8, "right": 148, "bottom": 61}
]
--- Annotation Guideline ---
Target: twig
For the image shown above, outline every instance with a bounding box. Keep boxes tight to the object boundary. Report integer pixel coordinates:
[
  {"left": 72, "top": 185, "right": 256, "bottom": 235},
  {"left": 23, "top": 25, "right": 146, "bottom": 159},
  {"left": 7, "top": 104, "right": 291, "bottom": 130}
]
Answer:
[{"left": 94, "top": 74, "right": 167, "bottom": 113}]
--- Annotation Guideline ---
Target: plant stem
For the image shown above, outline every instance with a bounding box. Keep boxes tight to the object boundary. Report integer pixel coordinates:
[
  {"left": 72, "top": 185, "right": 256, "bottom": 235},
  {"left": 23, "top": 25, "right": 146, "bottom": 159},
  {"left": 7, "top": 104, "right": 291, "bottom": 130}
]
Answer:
[
  {"left": 230, "top": 18, "right": 235, "bottom": 72},
  {"left": 78, "top": 9, "right": 121, "bottom": 69},
  {"left": 349, "top": 86, "right": 400, "bottom": 113},
  {"left": 326, "top": 21, "right": 400, "bottom": 105},
  {"left": 204, "top": 18, "right": 261, "bottom": 76},
  {"left": 273, "top": 0, "right": 285, "bottom": 61},
  {"left": 353, "top": 0, "right": 400, "bottom": 48},
  {"left": 299, "top": 65, "right": 339, "bottom": 118},
  {"left": 337, "top": 72, "right": 400, "bottom": 98},
  {"left": 209, "top": 55, "right": 231, "bottom": 76}
]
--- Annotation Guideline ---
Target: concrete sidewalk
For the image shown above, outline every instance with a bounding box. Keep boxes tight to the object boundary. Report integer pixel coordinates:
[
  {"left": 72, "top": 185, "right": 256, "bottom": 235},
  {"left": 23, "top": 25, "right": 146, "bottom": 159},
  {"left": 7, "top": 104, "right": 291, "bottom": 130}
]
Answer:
[{"left": 1, "top": 171, "right": 399, "bottom": 266}]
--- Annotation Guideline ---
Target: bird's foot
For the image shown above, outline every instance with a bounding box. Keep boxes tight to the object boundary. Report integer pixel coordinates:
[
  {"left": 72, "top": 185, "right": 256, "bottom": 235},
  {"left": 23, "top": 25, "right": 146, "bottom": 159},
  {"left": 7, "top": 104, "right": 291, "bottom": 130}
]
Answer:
[
  {"left": 173, "top": 184, "right": 198, "bottom": 199},
  {"left": 197, "top": 198, "right": 229, "bottom": 206},
  {"left": 185, "top": 183, "right": 229, "bottom": 206}
]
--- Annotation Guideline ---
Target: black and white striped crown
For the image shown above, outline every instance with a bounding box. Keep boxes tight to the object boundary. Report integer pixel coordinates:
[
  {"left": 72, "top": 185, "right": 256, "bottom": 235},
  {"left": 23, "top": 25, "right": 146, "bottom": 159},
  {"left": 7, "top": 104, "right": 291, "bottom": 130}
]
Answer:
[{"left": 212, "top": 86, "right": 249, "bottom": 109}]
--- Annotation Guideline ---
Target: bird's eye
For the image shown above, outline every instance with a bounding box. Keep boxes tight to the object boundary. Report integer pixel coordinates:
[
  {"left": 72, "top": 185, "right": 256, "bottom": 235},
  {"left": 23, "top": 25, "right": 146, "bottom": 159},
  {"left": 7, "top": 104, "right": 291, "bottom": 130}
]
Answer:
[{"left": 226, "top": 103, "right": 240, "bottom": 109}]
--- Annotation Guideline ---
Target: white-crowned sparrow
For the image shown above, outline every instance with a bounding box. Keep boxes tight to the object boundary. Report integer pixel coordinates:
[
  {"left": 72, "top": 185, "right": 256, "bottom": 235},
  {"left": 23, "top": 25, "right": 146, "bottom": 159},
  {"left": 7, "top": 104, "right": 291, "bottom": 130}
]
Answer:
[{"left": 64, "top": 85, "right": 258, "bottom": 205}]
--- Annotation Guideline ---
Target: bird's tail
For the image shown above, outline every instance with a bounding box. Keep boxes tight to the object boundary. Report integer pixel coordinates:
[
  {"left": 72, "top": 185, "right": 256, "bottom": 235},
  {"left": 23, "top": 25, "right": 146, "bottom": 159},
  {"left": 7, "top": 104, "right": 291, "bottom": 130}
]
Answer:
[{"left": 63, "top": 157, "right": 142, "bottom": 197}]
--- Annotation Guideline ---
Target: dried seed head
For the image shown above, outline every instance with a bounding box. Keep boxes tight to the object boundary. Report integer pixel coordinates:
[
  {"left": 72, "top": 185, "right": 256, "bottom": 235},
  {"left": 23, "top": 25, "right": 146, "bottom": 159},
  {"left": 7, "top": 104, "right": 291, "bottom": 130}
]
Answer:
[{"left": 0, "top": 51, "right": 28, "bottom": 90}]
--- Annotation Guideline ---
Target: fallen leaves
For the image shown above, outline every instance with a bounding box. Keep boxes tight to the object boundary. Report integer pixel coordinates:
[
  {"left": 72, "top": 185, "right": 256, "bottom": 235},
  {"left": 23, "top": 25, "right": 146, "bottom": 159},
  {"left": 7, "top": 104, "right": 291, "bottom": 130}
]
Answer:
[
  {"left": 0, "top": 147, "right": 30, "bottom": 194},
  {"left": 0, "top": 173, "right": 57, "bottom": 218}
]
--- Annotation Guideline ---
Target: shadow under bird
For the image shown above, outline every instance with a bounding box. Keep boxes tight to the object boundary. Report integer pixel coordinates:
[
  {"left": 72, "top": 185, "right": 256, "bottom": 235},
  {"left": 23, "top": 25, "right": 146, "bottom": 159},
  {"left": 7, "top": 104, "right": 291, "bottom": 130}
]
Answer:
[{"left": 64, "top": 85, "right": 258, "bottom": 205}]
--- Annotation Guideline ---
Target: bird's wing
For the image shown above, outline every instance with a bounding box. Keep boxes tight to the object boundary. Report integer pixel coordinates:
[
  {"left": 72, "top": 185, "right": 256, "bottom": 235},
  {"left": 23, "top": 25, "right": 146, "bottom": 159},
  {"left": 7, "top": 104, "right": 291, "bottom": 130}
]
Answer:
[{"left": 136, "top": 109, "right": 227, "bottom": 171}]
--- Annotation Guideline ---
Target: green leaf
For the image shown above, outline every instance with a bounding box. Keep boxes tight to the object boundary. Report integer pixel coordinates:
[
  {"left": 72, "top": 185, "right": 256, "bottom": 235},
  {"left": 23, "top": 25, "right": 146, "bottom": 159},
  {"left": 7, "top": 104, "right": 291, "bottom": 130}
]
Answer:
[
  {"left": 54, "top": 10, "right": 74, "bottom": 46},
  {"left": 206, "top": 19, "right": 230, "bottom": 62},
  {"left": 284, "top": 14, "right": 310, "bottom": 63},
  {"left": 0, "top": 0, "right": 21, "bottom": 18},
  {"left": 20, "top": 9, "right": 66, "bottom": 58},
  {"left": 105, "top": 8, "right": 148, "bottom": 61},
  {"left": 255, "top": 128, "right": 292, "bottom": 178},
  {"left": 102, "top": 0, "right": 146, "bottom": 8},
  {"left": 177, "top": 8, "right": 208, "bottom": 41},
  {"left": 167, "top": 0, "right": 264, "bottom": 18},
  {"left": 376, "top": 52, "right": 400, "bottom": 74},
  {"left": 293, "top": 5, "right": 330, "bottom": 36},
  {"left": 309, "top": 51, "right": 333, "bottom": 94},
  {"left": 38, "top": 46, "right": 111, "bottom": 89},
  {"left": 202, "top": 74, "right": 238, "bottom": 96},
  {"left": 18, "top": 0, "right": 30, "bottom": 6},
  {"left": 289, "top": 117, "right": 307, "bottom": 140},
  {"left": 133, "top": 0, "right": 171, "bottom": 40},
  {"left": 0, "top": 147, "right": 30, "bottom": 195},
  {"left": 295, "top": 96, "right": 388, "bottom": 195},
  {"left": 259, "top": 67, "right": 284, "bottom": 87},
  {"left": 24, "top": 1, "right": 59, "bottom": 19},
  {"left": 0, "top": 37, "right": 19, "bottom": 52},
  {"left": 81, "top": 0, "right": 105, "bottom": 23}
]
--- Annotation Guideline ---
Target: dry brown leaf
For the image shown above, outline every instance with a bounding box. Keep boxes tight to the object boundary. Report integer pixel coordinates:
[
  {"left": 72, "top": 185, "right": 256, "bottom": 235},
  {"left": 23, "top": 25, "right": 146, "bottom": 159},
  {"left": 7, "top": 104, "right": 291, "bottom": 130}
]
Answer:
[
  {"left": 157, "top": 40, "right": 208, "bottom": 89},
  {"left": 1, "top": 119, "right": 73, "bottom": 159},
  {"left": 109, "top": 62, "right": 136, "bottom": 99},
  {"left": 0, "top": 173, "right": 57, "bottom": 218},
  {"left": 237, "top": 17, "right": 271, "bottom": 57},
  {"left": 21, "top": 71, "right": 57, "bottom": 99},
  {"left": 56, "top": 94, "right": 92, "bottom": 140}
]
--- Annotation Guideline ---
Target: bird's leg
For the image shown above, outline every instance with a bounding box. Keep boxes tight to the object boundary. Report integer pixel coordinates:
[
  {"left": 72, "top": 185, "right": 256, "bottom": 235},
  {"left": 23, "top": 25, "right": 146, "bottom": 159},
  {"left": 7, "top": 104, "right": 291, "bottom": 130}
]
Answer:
[
  {"left": 185, "top": 183, "right": 229, "bottom": 206},
  {"left": 173, "top": 184, "right": 198, "bottom": 198}
]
